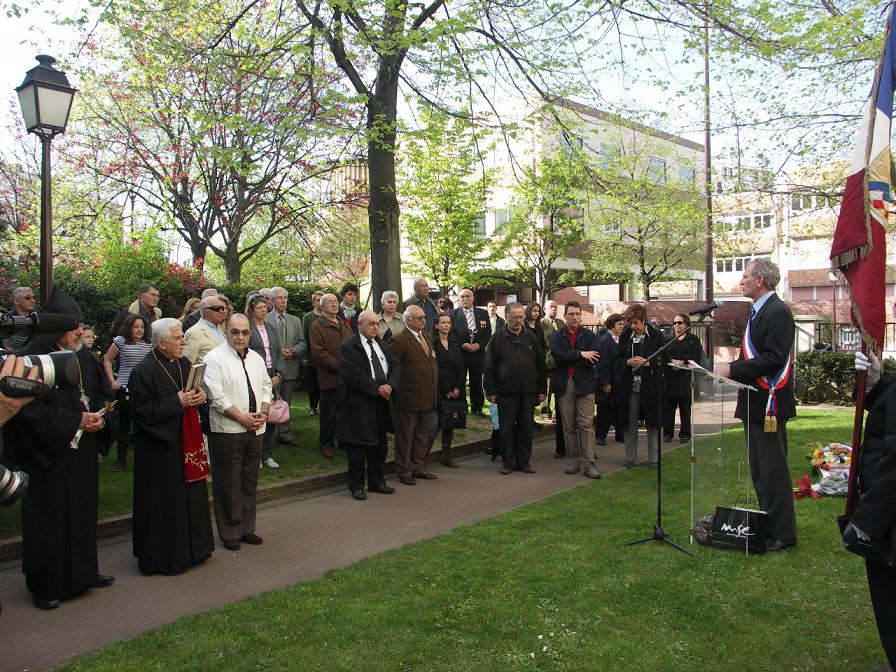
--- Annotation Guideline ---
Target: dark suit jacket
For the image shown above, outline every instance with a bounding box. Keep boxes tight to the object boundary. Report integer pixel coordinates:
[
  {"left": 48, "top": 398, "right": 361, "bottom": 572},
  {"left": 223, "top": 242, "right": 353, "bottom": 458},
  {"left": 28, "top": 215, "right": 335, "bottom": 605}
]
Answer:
[
  {"left": 248, "top": 320, "right": 286, "bottom": 377},
  {"left": 450, "top": 306, "right": 492, "bottom": 364},
  {"left": 728, "top": 293, "right": 796, "bottom": 424},
  {"left": 336, "top": 333, "right": 400, "bottom": 447},
  {"left": 388, "top": 328, "right": 438, "bottom": 412}
]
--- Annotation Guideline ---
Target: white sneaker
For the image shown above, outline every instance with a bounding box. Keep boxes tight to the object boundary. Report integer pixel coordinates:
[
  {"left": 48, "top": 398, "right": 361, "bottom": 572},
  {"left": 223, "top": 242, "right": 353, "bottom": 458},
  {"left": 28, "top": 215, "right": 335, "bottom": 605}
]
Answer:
[{"left": 263, "top": 457, "right": 280, "bottom": 469}]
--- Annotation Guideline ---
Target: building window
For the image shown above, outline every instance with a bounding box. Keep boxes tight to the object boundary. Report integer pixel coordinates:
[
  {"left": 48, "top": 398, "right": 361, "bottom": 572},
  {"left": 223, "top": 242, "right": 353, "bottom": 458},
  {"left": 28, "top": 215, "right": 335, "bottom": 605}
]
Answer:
[
  {"left": 678, "top": 166, "right": 696, "bottom": 183},
  {"left": 494, "top": 208, "right": 510, "bottom": 231},
  {"left": 647, "top": 157, "right": 667, "bottom": 184},
  {"left": 475, "top": 214, "right": 486, "bottom": 237},
  {"left": 791, "top": 192, "right": 815, "bottom": 211}
]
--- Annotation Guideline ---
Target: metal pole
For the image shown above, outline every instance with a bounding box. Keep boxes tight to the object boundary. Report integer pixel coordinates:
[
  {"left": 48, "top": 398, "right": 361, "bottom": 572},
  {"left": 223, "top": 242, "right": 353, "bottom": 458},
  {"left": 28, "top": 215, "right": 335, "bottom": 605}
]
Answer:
[
  {"left": 39, "top": 135, "right": 53, "bottom": 305},
  {"left": 703, "top": 10, "right": 714, "bottom": 369},
  {"left": 831, "top": 276, "right": 838, "bottom": 351}
]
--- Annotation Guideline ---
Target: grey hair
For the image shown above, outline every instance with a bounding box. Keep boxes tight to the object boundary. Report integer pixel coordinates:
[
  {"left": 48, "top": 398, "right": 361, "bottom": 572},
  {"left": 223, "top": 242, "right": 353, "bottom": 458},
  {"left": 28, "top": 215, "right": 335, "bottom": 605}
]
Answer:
[
  {"left": 319, "top": 293, "right": 338, "bottom": 307},
  {"left": 151, "top": 318, "right": 182, "bottom": 345},
  {"left": 201, "top": 288, "right": 218, "bottom": 299},
  {"left": 403, "top": 305, "right": 424, "bottom": 325},
  {"left": 505, "top": 301, "right": 524, "bottom": 315},
  {"left": 746, "top": 258, "right": 780, "bottom": 290},
  {"left": 12, "top": 286, "right": 33, "bottom": 299},
  {"left": 199, "top": 296, "right": 221, "bottom": 310},
  {"left": 381, "top": 290, "right": 399, "bottom": 304},
  {"left": 270, "top": 286, "right": 288, "bottom": 299}
]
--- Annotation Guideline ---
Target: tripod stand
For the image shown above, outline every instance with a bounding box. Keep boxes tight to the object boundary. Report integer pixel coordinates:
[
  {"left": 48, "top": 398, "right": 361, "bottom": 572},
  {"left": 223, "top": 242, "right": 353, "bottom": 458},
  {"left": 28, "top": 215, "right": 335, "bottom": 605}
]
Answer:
[{"left": 623, "top": 324, "right": 696, "bottom": 557}]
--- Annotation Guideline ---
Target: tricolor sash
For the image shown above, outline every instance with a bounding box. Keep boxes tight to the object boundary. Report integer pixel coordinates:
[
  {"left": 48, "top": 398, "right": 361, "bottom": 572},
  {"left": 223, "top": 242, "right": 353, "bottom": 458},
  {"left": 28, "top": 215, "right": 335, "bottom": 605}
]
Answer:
[{"left": 741, "top": 316, "right": 791, "bottom": 432}]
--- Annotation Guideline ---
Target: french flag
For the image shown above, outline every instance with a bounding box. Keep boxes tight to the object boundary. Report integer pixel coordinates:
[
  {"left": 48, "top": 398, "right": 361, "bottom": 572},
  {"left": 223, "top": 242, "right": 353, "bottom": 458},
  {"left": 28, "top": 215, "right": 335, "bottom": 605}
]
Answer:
[{"left": 830, "top": 5, "right": 896, "bottom": 355}]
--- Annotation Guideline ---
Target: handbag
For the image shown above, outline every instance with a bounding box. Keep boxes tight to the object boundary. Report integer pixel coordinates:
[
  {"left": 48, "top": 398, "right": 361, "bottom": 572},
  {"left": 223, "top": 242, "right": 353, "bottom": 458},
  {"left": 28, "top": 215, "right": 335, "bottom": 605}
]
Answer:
[
  {"left": 838, "top": 515, "right": 896, "bottom": 567},
  {"left": 710, "top": 503, "right": 768, "bottom": 554},
  {"left": 267, "top": 388, "right": 291, "bottom": 425},
  {"left": 440, "top": 399, "right": 467, "bottom": 430}
]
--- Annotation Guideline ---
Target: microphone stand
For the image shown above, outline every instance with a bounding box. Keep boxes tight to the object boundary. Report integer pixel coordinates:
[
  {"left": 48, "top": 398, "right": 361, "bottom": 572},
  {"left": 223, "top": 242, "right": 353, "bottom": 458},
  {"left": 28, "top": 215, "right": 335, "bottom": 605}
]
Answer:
[{"left": 624, "top": 320, "right": 702, "bottom": 558}]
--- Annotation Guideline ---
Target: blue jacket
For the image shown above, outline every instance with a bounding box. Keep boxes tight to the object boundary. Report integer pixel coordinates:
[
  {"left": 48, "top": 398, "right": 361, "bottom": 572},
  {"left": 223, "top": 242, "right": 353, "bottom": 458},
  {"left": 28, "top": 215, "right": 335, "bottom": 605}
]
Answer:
[{"left": 549, "top": 326, "right": 601, "bottom": 396}]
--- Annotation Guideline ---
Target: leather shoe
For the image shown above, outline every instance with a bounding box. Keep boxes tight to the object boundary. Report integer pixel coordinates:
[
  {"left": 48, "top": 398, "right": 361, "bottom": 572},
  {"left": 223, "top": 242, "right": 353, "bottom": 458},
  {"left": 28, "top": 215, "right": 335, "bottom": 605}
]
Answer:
[
  {"left": 499, "top": 466, "right": 512, "bottom": 475},
  {"left": 398, "top": 475, "right": 417, "bottom": 485},
  {"left": 368, "top": 484, "right": 395, "bottom": 494},
  {"left": 33, "top": 596, "right": 59, "bottom": 610},
  {"left": 595, "top": 438, "right": 607, "bottom": 446},
  {"left": 93, "top": 574, "right": 115, "bottom": 588},
  {"left": 766, "top": 538, "right": 797, "bottom": 552},
  {"left": 223, "top": 539, "right": 241, "bottom": 551},
  {"left": 663, "top": 435, "right": 673, "bottom": 443},
  {"left": 520, "top": 465, "right": 535, "bottom": 474},
  {"left": 321, "top": 447, "right": 335, "bottom": 458},
  {"left": 565, "top": 465, "right": 580, "bottom": 475},
  {"left": 553, "top": 452, "right": 565, "bottom": 459},
  {"left": 414, "top": 471, "right": 438, "bottom": 480},
  {"left": 241, "top": 533, "right": 263, "bottom": 545},
  {"left": 351, "top": 489, "right": 367, "bottom": 501},
  {"left": 280, "top": 437, "right": 300, "bottom": 446},
  {"left": 624, "top": 461, "right": 634, "bottom": 469}
]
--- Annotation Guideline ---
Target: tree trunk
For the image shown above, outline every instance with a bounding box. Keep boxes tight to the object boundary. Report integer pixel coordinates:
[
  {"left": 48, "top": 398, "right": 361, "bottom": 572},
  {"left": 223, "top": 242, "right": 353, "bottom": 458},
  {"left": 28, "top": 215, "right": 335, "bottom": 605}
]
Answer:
[{"left": 366, "top": 73, "right": 402, "bottom": 314}]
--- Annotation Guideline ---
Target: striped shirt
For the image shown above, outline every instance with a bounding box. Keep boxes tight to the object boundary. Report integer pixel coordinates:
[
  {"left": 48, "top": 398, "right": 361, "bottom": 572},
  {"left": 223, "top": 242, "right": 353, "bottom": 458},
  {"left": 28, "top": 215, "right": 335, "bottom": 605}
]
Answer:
[{"left": 112, "top": 336, "right": 153, "bottom": 388}]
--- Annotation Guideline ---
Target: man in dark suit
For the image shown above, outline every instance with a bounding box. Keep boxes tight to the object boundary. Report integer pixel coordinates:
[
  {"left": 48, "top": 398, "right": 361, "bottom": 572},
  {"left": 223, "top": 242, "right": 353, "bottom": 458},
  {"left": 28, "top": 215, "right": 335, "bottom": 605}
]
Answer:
[
  {"left": 388, "top": 305, "right": 439, "bottom": 485},
  {"left": 716, "top": 258, "right": 797, "bottom": 552},
  {"left": 336, "top": 311, "right": 400, "bottom": 500},
  {"left": 451, "top": 288, "right": 491, "bottom": 415},
  {"left": 486, "top": 300, "right": 505, "bottom": 335}
]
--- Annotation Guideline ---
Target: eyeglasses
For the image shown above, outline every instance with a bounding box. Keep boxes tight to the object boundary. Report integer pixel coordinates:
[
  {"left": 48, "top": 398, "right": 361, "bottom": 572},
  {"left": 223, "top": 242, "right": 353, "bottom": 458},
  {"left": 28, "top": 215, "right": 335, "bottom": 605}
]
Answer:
[
  {"left": 229, "top": 329, "right": 251, "bottom": 336},
  {"left": 672, "top": 321, "right": 685, "bottom": 325},
  {"left": 206, "top": 306, "right": 226, "bottom": 312}
]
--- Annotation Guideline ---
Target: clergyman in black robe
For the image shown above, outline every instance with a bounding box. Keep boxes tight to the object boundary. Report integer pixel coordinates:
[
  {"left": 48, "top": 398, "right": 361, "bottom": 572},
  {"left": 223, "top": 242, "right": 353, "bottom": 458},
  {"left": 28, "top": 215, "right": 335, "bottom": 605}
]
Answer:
[
  {"left": 3, "top": 288, "right": 115, "bottom": 609},
  {"left": 128, "top": 321, "right": 214, "bottom": 576}
]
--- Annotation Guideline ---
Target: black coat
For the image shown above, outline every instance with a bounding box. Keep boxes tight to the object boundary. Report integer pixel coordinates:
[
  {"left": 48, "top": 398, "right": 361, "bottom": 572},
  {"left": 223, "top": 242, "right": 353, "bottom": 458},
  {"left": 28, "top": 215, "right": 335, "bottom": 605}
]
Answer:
[
  {"left": 664, "top": 332, "right": 704, "bottom": 398},
  {"left": 3, "top": 347, "right": 114, "bottom": 599},
  {"left": 128, "top": 351, "right": 214, "bottom": 575},
  {"left": 728, "top": 293, "right": 796, "bottom": 424},
  {"left": 433, "top": 334, "right": 464, "bottom": 399},
  {"left": 852, "top": 378, "right": 896, "bottom": 539},
  {"left": 450, "top": 306, "right": 492, "bottom": 364},
  {"left": 614, "top": 322, "right": 664, "bottom": 426},
  {"left": 483, "top": 326, "right": 547, "bottom": 398},
  {"left": 595, "top": 331, "right": 618, "bottom": 387},
  {"left": 336, "top": 333, "right": 401, "bottom": 447}
]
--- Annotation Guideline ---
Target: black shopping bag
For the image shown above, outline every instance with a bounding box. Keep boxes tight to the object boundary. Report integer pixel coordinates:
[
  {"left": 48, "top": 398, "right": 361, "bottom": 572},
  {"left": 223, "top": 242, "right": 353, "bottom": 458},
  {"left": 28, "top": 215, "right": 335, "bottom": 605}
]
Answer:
[{"left": 711, "top": 505, "right": 768, "bottom": 554}]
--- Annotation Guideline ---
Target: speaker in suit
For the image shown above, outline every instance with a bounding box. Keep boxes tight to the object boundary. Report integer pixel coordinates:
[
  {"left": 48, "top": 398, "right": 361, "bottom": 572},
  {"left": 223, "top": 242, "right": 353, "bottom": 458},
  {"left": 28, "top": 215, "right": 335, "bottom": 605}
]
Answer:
[
  {"left": 388, "top": 307, "right": 439, "bottom": 483},
  {"left": 721, "top": 261, "right": 797, "bottom": 548},
  {"left": 450, "top": 291, "right": 492, "bottom": 415},
  {"left": 266, "top": 294, "right": 307, "bottom": 445}
]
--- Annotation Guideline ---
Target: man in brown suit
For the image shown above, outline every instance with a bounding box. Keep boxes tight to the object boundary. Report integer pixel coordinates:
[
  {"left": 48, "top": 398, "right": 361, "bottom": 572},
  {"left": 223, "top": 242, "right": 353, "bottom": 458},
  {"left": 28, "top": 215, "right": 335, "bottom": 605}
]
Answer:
[
  {"left": 309, "top": 293, "right": 352, "bottom": 458},
  {"left": 388, "top": 305, "right": 438, "bottom": 485}
]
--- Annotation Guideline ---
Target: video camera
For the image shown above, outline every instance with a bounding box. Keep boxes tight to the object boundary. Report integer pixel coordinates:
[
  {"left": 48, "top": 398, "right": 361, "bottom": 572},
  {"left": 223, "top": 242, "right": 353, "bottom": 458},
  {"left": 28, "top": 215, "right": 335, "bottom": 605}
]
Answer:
[{"left": 0, "top": 309, "right": 82, "bottom": 397}]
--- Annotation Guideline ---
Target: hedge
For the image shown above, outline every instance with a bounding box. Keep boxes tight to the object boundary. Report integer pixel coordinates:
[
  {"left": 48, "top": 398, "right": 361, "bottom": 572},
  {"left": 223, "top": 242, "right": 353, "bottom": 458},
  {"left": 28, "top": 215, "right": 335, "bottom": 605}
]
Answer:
[{"left": 794, "top": 350, "right": 896, "bottom": 405}]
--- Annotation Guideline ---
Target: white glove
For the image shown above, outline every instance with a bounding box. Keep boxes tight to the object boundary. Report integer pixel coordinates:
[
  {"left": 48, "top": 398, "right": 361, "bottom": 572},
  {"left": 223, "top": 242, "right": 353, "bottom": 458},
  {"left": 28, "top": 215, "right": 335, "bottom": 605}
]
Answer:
[{"left": 855, "top": 351, "right": 881, "bottom": 390}]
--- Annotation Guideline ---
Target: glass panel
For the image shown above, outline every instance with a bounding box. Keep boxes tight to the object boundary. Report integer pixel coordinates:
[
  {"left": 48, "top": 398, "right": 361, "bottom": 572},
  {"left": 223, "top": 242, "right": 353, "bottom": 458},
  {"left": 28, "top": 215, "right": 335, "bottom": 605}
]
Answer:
[
  {"left": 17, "top": 85, "right": 37, "bottom": 131},
  {"left": 36, "top": 86, "right": 74, "bottom": 130}
]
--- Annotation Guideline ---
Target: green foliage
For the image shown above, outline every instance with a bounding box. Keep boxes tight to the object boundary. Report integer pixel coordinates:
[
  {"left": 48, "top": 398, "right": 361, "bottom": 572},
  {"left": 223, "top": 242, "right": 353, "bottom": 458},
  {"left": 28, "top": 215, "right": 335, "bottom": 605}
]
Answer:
[
  {"left": 584, "top": 135, "right": 704, "bottom": 301},
  {"left": 490, "top": 153, "right": 589, "bottom": 301},
  {"left": 399, "top": 104, "right": 494, "bottom": 292},
  {"left": 792, "top": 350, "right": 896, "bottom": 405}
]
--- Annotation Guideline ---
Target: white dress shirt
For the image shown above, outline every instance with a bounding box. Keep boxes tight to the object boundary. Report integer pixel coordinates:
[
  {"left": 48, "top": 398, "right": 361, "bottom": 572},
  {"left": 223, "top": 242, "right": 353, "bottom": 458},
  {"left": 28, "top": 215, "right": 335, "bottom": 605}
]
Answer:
[{"left": 203, "top": 342, "right": 272, "bottom": 435}]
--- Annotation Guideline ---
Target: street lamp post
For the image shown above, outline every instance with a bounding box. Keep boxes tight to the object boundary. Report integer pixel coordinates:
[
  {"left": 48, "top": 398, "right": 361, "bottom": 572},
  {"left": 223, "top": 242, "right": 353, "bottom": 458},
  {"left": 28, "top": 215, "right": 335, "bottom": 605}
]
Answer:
[
  {"left": 15, "top": 55, "right": 77, "bottom": 305},
  {"left": 828, "top": 269, "right": 838, "bottom": 351}
]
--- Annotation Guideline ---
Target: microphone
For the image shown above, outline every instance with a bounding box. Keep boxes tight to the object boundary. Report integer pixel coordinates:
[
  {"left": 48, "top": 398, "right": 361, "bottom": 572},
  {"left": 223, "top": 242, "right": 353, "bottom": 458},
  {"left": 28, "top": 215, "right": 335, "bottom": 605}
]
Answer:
[
  {"left": 688, "top": 301, "right": 721, "bottom": 317},
  {"left": 0, "top": 311, "right": 81, "bottom": 337}
]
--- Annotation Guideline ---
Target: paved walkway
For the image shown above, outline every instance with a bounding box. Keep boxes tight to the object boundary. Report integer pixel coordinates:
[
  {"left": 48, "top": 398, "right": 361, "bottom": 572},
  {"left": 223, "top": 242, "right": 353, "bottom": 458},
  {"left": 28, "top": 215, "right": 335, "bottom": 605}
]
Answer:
[{"left": 1, "top": 397, "right": 738, "bottom": 672}]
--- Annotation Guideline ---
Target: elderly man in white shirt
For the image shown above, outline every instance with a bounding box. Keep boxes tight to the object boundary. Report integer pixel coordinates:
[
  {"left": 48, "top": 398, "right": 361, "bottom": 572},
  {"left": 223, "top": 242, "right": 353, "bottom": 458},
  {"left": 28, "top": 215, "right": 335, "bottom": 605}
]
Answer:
[{"left": 203, "top": 313, "right": 272, "bottom": 552}]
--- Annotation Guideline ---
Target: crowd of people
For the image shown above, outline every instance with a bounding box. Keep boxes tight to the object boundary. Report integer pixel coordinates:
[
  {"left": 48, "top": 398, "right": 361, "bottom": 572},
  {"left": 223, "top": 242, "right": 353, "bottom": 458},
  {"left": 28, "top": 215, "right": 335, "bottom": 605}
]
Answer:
[{"left": 2, "top": 260, "right": 895, "bottom": 669}]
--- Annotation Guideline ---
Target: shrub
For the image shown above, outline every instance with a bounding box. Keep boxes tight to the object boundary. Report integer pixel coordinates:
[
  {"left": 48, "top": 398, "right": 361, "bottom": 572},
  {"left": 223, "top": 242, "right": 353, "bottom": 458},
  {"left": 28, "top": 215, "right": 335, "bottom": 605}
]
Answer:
[{"left": 795, "top": 350, "right": 896, "bottom": 405}]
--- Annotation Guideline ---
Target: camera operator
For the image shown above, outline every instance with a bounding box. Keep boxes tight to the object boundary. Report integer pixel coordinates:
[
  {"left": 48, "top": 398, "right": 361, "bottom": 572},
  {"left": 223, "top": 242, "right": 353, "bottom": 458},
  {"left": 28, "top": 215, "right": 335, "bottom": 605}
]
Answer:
[
  {"left": 0, "top": 354, "right": 38, "bottom": 427},
  {"left": 3, "top": 289, "right": 116, "bottom": 610}
]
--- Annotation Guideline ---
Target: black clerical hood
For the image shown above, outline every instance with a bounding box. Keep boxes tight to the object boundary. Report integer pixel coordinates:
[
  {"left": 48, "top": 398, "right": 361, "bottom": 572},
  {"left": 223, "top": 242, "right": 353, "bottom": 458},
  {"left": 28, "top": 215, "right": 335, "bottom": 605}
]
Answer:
[{"left": 16, "top": 287, "right": 84, "bottom": 355}]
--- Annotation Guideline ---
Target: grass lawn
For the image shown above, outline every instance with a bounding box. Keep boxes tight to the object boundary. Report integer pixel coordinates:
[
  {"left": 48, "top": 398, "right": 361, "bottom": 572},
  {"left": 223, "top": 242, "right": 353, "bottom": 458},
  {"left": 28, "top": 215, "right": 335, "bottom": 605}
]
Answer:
[
  {"left": 0, "top": 391, "right": 495, "bottom": 540},
  {"left": 61, "top": 407, "right": 887, "bottom": 672}
]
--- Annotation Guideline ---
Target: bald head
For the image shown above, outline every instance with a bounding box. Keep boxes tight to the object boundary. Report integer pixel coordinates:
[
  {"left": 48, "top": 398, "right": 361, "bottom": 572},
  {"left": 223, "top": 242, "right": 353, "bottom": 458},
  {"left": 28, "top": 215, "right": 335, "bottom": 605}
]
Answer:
[
  {"left": 403, "top": 305, "right": 426, "bottom": 333},
  {"left": 358, "top": 310, "right": 380, "bottom": 340}
]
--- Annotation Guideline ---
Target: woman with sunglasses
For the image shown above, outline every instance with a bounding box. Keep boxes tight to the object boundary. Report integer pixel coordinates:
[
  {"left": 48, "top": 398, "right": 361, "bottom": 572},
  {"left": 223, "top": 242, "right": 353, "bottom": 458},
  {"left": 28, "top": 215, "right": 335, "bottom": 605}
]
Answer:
[{"left": 663, "top": 313, "right": 704, "bottom": 443}]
